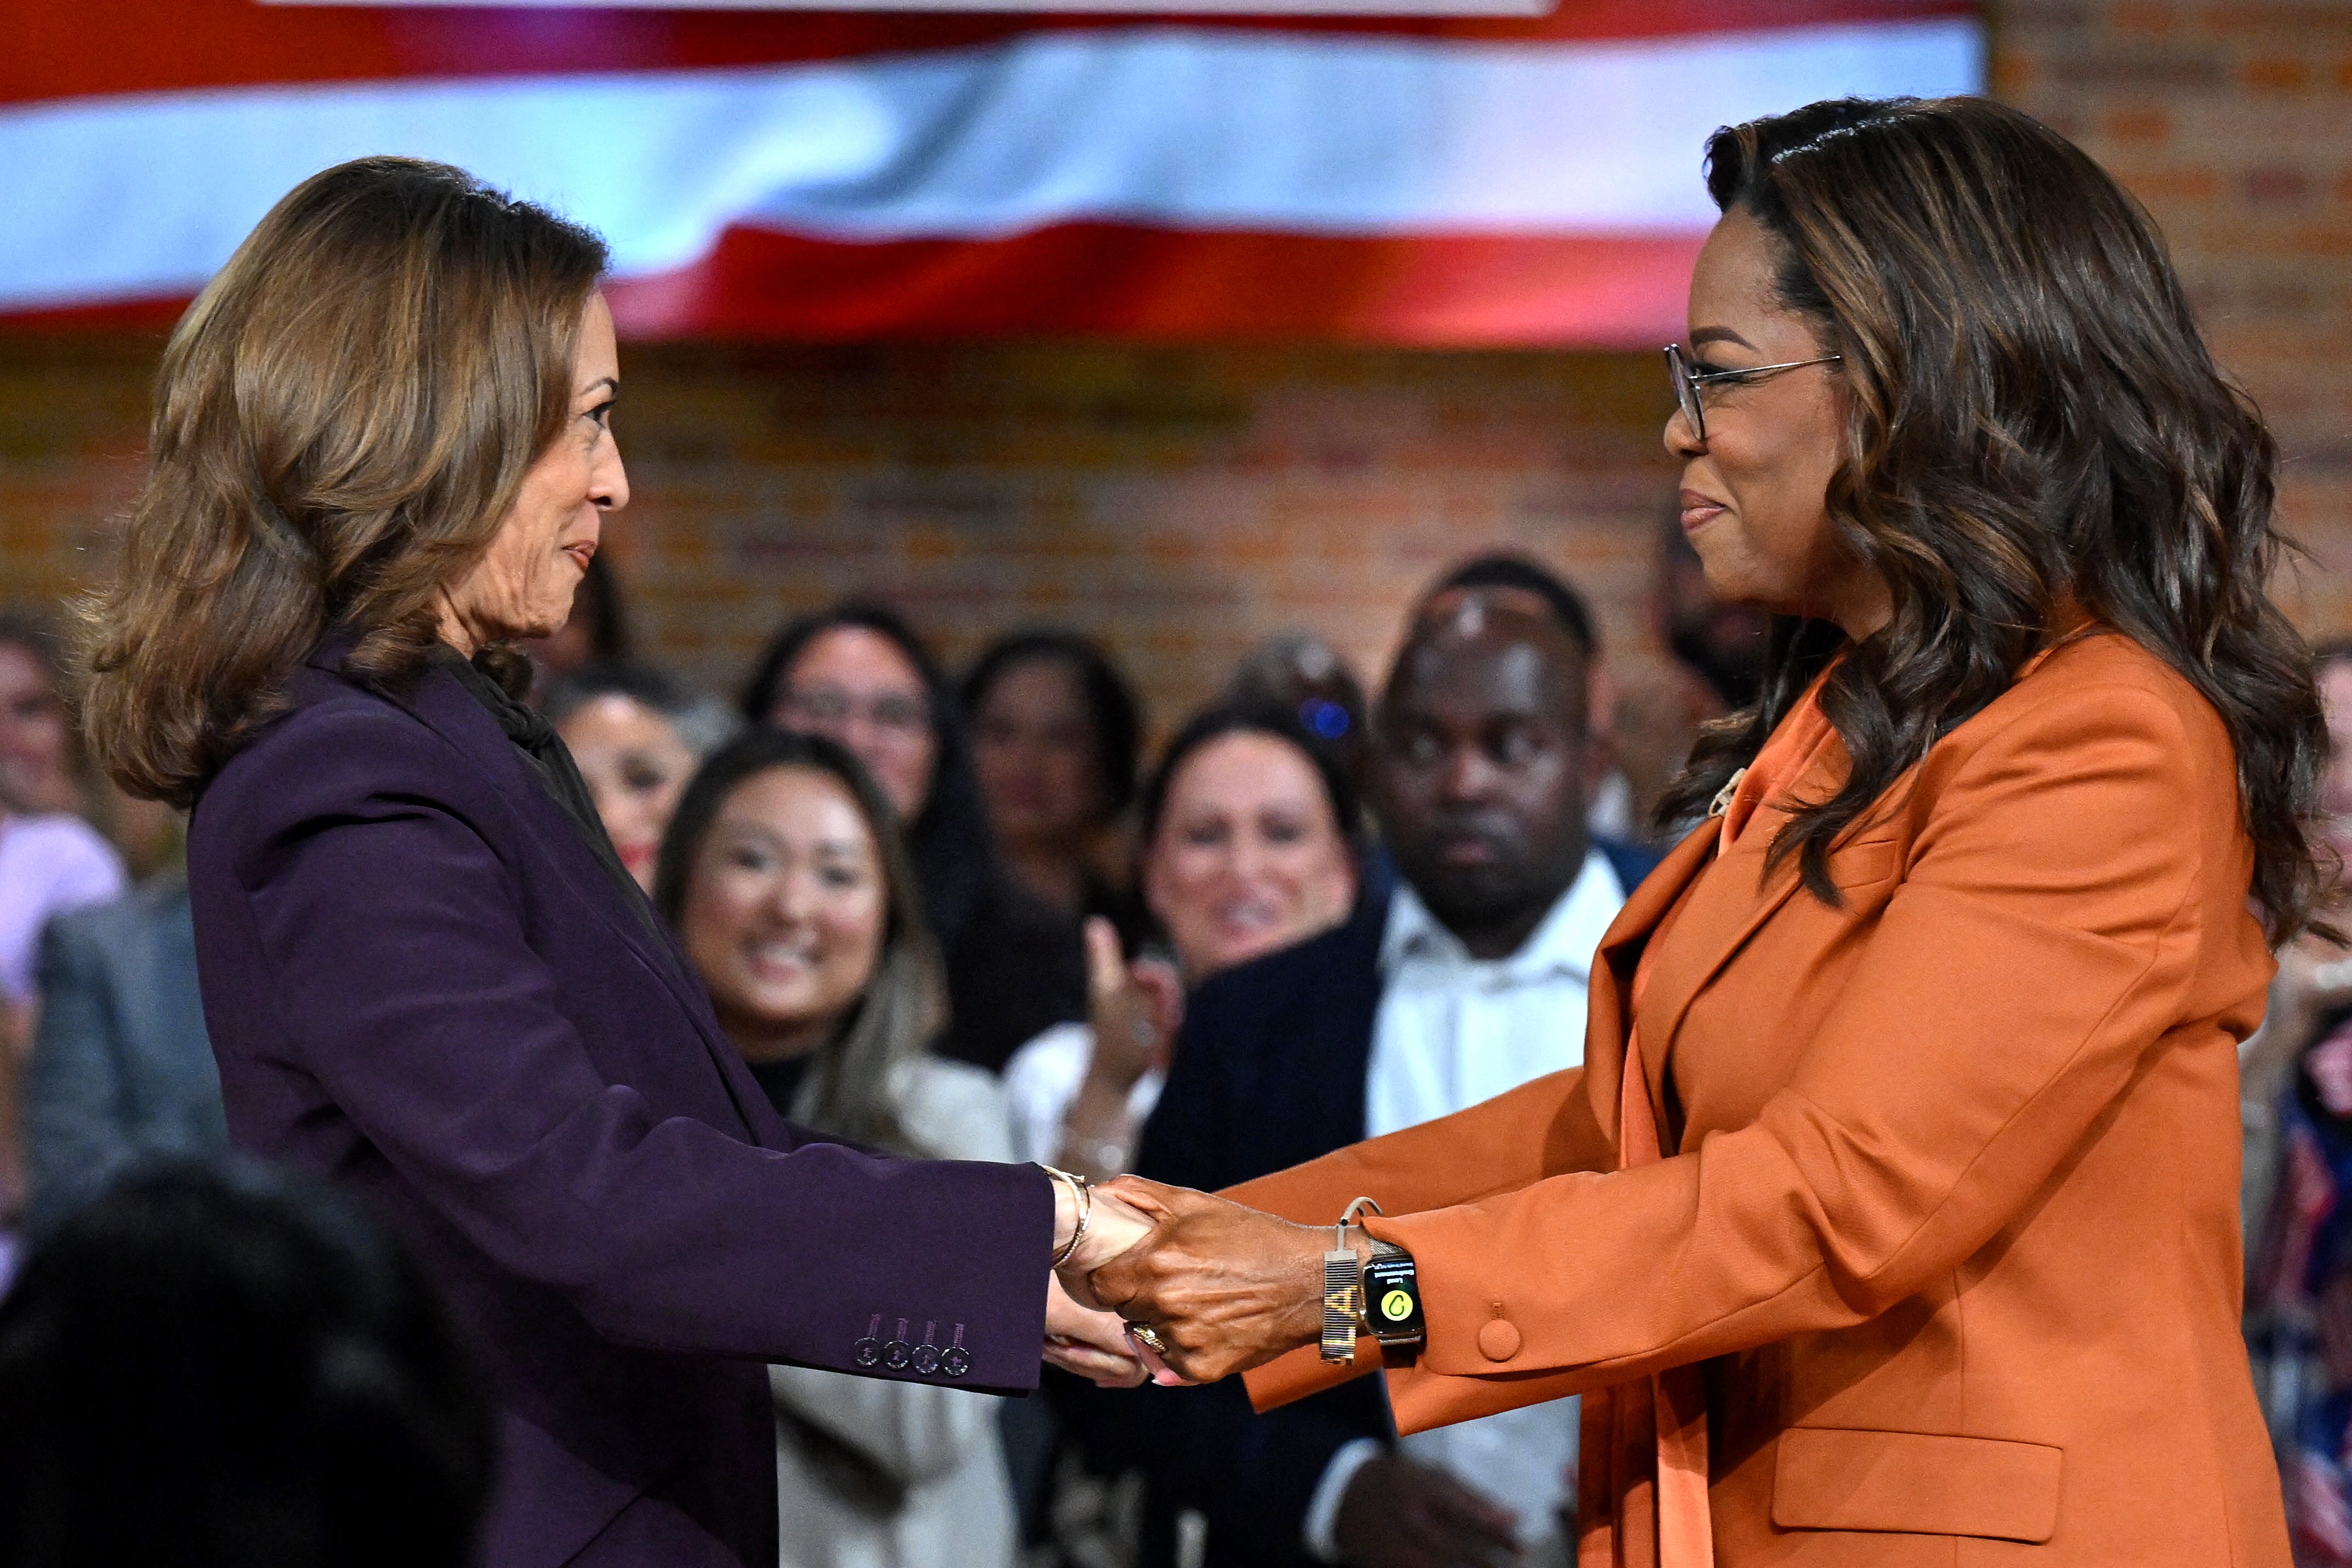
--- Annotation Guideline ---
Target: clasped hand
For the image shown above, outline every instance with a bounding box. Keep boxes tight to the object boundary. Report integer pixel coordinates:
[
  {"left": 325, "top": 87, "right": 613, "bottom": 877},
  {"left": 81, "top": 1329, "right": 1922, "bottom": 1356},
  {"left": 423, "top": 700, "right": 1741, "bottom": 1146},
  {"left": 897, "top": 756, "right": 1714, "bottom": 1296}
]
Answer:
[{"left": 1043, "top": 1175, "right": 1348, "bottom": 1387}]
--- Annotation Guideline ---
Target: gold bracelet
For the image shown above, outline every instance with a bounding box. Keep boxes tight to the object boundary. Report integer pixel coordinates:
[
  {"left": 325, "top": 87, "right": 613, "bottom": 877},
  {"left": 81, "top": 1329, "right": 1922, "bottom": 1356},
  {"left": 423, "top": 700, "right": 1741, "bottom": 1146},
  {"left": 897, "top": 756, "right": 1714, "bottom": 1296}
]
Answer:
[{"left": 1044, "top": 1165, "right": 1092, "bottom": 1268}]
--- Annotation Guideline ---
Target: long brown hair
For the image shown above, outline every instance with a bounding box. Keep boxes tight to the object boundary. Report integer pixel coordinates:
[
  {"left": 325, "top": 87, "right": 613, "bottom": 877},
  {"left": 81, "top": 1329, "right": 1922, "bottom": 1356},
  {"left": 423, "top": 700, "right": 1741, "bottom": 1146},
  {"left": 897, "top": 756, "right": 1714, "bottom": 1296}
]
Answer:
[
  {"left": 77, "top": 157, "right": 608, "bottom": 807},
  {"left": 654, "top": 728, "right": 948, "bottom": 1158},
  {"left": 1656, "top": 96, "right": 2331, "bottom": 942}
]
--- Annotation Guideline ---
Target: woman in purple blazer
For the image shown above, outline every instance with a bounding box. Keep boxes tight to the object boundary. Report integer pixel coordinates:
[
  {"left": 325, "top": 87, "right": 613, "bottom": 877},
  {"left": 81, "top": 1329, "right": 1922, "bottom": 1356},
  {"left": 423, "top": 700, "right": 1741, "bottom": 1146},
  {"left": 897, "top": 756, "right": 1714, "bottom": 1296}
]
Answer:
[{"left": 75, "top": 157, "right": 1149, "bottom": 1568}]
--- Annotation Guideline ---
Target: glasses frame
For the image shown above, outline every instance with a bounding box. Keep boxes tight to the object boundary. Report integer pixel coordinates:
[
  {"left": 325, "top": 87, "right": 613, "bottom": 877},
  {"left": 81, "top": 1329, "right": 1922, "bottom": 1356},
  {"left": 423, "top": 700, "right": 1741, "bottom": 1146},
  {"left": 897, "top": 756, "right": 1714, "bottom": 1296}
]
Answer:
[
  {"left": 778, "top": 684, "right": 933, "bottom": 742},
  {"left": 1664, "top": 343, "right": 1843, "bottom": 444}
]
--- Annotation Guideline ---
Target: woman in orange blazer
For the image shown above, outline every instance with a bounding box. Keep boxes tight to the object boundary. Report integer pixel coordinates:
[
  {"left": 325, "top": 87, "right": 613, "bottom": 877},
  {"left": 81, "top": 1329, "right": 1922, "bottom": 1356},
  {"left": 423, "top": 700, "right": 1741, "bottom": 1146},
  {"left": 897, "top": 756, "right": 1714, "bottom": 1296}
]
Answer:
[{"left": 1087, "top": 96, "right": 2330, "bottom": 1567}]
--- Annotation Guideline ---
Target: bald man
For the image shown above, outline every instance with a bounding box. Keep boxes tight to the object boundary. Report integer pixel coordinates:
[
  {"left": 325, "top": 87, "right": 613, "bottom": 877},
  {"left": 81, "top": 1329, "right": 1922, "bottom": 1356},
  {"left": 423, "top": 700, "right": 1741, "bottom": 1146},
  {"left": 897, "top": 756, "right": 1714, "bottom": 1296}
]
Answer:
[{"left": 1125, "top": 560, "right": 1660, "bottom": 1568}]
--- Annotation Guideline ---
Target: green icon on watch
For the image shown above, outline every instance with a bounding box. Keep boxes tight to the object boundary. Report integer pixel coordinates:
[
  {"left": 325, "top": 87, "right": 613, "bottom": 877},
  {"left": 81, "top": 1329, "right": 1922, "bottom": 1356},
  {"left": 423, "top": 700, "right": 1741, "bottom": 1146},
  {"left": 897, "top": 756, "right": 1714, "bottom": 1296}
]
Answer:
[{"left": 1381, "top": 1289, "right": 1414, "bottom": 1321}]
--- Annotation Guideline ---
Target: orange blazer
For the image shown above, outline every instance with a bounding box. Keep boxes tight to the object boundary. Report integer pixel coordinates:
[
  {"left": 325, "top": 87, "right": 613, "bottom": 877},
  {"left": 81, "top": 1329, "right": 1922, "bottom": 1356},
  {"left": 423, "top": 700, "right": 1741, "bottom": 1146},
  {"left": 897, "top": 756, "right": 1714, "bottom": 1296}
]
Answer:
[{"left": 1232, "top": 630, "right": 2290, "bottom": 1567}]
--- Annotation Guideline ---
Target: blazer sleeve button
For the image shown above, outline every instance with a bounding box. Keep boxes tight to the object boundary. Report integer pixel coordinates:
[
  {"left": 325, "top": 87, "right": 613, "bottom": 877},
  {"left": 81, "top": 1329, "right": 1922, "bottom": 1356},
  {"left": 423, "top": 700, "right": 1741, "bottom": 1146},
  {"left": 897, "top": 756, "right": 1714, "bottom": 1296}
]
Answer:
[{"left": 1477, "top": 1319, "right": 1522, "bottom": 1362}]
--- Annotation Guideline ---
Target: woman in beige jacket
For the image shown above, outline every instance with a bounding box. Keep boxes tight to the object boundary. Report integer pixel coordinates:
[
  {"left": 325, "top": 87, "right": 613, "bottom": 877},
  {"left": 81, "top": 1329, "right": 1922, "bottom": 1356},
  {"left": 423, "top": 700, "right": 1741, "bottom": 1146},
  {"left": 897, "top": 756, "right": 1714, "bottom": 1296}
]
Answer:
[{"left": 659, "top": 727, "right": 1023, "bottom": 1568}]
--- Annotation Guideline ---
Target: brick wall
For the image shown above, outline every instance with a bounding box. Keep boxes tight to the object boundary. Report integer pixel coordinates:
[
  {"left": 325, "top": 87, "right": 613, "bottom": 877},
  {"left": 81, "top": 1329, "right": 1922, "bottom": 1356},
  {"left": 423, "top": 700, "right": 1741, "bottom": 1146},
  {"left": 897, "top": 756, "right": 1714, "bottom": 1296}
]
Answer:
[
  {"left": 585, "top": 341, "right": 1675, "bottom": 724},
  {"left": 2, "top": 2, "right": 2345, "bottom": 742},
  {"left": 1995, "top": 0, "right": 2352, "bottom": 633}
]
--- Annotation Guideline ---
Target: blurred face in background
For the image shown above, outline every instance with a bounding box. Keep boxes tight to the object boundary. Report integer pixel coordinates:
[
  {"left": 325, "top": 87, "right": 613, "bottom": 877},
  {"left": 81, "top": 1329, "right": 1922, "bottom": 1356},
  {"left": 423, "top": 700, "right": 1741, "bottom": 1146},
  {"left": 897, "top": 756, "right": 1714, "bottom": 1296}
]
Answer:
[
  {"left": 0, "top": 637, "right": 74, "bottom": 815},
  {"left": 972, "top": 656, "right": 1106, "bottom": 854},
  {"left": 1657, "top": 526, "right": 1771, "bottom": 710},
  {"left": 556, "top": 694, "right": 697, "bottom": 892},
  {"left": 1374, "top": 594, "right": 1593, "bottom": 956},
  {"left": 772, "top": 627, "right": 937, "bottom": 824},
  {"left": 679, "top": 765, "right": 886, "bottom": 1060},
  {"left": 1143, "top": 731, "right": 1357, "bottom": 981}
]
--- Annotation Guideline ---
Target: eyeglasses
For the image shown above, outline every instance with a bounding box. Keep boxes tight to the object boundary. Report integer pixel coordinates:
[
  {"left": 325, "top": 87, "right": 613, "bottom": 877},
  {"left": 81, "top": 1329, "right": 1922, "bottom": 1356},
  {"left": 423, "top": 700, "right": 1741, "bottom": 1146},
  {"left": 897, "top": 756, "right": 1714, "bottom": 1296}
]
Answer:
[
  {"left": 1665, "top": 343, "right": 1843, "bottom": 444},
  {"left": 776, "top": 685, "right": 931, "bottom": 742}
]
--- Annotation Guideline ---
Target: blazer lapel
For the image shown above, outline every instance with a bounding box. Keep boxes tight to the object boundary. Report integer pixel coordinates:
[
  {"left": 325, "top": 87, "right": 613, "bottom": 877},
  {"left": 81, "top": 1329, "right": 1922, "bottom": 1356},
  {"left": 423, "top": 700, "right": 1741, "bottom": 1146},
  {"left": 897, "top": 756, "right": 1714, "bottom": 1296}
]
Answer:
[
  {"left": 1582, "top": 823, "right": 1718, "bottom": 1149},
  {"left": 1631, "top": 738, "right": 1855, "bottom": 1121},
  {"left": 323, "top": 645, "right": 767, "bottom": 1135}
]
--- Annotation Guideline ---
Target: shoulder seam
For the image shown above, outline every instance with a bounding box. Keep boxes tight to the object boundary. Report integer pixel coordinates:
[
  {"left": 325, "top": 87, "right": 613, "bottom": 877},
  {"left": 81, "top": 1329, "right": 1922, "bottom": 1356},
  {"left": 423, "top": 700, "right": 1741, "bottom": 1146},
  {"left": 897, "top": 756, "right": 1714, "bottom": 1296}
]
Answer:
[{"left": 1949, "top": 674, "right": 2197, "bottom": 760}]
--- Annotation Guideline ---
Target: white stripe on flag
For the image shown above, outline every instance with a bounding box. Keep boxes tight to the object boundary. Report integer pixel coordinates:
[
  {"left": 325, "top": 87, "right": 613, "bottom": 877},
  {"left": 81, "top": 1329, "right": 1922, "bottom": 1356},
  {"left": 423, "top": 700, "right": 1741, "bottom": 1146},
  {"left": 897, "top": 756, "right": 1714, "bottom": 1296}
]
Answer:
[{"left": 1, "top": 20, "right": 1980, "bottom": 311}]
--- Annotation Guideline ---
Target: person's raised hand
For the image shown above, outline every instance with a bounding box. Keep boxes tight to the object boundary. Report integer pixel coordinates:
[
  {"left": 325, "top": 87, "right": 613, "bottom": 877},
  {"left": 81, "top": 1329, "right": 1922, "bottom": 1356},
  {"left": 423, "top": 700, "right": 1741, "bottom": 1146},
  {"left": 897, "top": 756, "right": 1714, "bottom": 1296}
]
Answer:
[
  {"left": 1333, "top": 1456, "right": 1523, "bottom": 1568},
  {"left": 1043, "top": 1272, "right": 1149, "bottom": 1388},
  {"left": 1055, "top": 920, "right": 1184, "bottom": 1181},
  {"left": 1083, "top": 917, "right": 1183, "bottom": 1093},
  {"left": 1081, "top": 1174, "right": 1336, "bottom": 1383}
]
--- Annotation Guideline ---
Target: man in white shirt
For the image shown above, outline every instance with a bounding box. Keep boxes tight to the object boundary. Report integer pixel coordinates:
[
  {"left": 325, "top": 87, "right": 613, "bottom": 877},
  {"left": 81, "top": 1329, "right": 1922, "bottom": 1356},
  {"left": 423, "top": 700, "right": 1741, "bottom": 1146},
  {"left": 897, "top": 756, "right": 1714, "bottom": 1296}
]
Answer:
[{"left": 1133, "top": 556, "right": 1658, "bottom": 1568}]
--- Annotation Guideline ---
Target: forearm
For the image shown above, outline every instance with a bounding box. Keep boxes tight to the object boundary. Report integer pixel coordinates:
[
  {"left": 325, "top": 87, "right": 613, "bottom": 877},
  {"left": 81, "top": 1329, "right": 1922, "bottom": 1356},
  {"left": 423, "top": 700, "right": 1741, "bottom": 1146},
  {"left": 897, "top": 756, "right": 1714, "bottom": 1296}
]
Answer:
[
  {"left": 1223, "top": 1067, "right": 1601, "bottom": 1225},
  {"left": 242, "top": 776, "right": 1059, "bottom": 1384}
]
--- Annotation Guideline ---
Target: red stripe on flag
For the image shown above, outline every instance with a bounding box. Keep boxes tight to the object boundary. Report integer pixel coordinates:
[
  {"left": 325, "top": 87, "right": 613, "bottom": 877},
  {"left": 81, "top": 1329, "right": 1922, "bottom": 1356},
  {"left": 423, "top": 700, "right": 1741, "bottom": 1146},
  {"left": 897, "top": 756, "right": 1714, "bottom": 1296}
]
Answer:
[
  {"left": 0, "top": 227, "right": 1705, "bottom": 347},
  {"left": 602, "top": 223, "right": 1706, "bottom": 345},
  {"left": 4, "top": 0, "right": 1977, "bottom": 109}
]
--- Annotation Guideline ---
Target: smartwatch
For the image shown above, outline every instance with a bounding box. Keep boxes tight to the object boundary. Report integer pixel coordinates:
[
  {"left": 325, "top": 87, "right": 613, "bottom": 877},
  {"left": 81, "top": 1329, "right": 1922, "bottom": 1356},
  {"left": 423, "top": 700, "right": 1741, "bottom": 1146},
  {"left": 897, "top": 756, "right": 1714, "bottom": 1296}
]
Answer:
[
  {"left": 1322, "top": 1199, "right": 1426, "bottom": 1362},
  {"left": 1361, "top": 1240, "right": 1425, "bottom": 1349}
]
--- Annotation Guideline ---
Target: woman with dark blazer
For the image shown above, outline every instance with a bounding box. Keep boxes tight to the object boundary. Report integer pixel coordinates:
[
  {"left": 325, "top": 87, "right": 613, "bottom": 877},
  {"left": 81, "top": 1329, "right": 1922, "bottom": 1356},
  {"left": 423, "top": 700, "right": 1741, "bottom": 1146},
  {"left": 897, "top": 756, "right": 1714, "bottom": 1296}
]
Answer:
[
  {"left": 1085, "top": 98, "right": 2328, "bottom": 1566},
  {"left": 76, "top": 156, "right": 1148, "bottom": 1568}
]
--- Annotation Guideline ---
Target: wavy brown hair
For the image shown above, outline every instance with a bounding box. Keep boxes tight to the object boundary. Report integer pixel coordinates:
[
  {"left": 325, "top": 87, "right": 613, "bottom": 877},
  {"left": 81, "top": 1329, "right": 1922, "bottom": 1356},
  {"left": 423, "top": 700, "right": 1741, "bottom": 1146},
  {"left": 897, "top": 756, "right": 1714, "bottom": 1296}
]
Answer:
[
  {"left": 1655, "top": 96, "right": 2331, "bottom": 943},
  {"left": 77, "top": 157, "right": 608, "bottom": 807}
]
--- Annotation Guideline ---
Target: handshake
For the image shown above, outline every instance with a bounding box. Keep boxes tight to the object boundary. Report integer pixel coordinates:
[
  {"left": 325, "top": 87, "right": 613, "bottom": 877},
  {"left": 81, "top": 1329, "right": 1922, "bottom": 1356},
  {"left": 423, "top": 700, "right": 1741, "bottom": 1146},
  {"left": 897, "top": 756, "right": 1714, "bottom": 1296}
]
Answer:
[{"left": 1039, "top": 1174, "right": 1375, "bottom": 1389}]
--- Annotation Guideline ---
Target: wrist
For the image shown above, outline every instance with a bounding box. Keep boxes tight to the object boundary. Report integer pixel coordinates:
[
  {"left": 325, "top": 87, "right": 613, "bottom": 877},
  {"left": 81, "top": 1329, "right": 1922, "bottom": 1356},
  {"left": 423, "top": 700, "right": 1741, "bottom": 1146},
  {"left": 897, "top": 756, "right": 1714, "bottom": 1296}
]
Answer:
[
  {"left": 1295, "top": 1222, "right": 1353, "bottom": 1350},
  {"left": 1073, "top": 1060, "right": 1144, "bottom": 1109},
  {"left": 1070, "top": 1066, "right": 1136, "bottom": 1108},
  {"left": 1048, "top": 1167, "right": 1080, "bottom": 1257}
]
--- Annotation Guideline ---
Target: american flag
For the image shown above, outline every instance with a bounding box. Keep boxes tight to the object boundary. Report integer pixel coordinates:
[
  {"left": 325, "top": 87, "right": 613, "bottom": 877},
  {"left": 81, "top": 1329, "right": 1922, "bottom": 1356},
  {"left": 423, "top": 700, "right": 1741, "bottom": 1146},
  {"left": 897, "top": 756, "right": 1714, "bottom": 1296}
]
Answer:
[{"left": 2, "top": 0, "right": 1979, "bottom": 343}]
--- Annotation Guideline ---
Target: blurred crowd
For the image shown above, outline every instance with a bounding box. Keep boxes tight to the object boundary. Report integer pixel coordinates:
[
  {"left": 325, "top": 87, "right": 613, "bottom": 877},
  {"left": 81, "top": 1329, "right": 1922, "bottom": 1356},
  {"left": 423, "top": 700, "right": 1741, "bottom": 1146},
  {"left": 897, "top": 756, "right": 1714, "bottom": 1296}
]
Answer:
[
  {"left": 14, "top": 523, "right": 2352, "bottom": 1567},
  {"left": 0, "top": 505, "right": 1781, "bottom": 1568},
  {"left": 26, "top": 502, "right": 2352, "bottom": 1567}
]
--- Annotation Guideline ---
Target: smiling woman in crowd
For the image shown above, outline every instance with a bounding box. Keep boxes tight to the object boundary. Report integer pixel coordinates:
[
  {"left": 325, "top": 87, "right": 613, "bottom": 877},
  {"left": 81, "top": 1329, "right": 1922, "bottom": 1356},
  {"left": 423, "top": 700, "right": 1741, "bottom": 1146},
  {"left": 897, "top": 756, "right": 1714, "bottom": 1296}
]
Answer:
[
  {"left": 657, "top": 727, "right": 1023, "bottom": 1568},
  {"left": 743, "top": 605, "right": 1089, "bottom": 1073},
  {"left": 71, "top": 155, "right": 1146, "bottom": 1568},
  {"left": 1003, "top": 705, "right": 1362, "bottom": 1184}
]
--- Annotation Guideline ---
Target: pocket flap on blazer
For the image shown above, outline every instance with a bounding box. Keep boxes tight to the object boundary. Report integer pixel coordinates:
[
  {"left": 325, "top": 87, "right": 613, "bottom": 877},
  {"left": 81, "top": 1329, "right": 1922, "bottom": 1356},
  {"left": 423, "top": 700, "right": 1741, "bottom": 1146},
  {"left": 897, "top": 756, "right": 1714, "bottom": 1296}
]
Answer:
[{"left": 1772, "top": 1427, "right": 2063, "bottom": 1543}]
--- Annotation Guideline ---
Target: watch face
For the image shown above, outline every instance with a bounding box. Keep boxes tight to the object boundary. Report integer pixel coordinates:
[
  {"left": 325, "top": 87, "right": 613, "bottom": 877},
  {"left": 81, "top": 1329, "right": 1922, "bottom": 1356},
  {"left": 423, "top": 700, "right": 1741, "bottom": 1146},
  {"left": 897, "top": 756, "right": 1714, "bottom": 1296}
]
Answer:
[{"left": 1363, "top": 1255, "right": 1425, "bottom": 1341}]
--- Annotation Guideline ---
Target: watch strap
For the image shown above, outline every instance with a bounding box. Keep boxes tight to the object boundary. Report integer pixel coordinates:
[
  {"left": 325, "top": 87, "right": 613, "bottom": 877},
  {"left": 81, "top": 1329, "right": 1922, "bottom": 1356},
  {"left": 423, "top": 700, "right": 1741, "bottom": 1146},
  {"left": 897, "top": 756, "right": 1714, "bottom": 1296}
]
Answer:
[
  {"left": 1320, "top": 1239, "right": 1360, "bottom": 1362},
  {"left": 1323, "top": 1196, "right": 1390, "bottom": 1363}
]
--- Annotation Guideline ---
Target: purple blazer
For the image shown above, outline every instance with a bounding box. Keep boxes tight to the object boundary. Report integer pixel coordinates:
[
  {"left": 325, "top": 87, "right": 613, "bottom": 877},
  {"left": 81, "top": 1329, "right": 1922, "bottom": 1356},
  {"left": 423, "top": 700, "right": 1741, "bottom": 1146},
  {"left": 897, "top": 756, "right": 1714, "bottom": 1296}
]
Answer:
[{"left": 186, "top": 637, "right": 1052, "bottom": 1568}]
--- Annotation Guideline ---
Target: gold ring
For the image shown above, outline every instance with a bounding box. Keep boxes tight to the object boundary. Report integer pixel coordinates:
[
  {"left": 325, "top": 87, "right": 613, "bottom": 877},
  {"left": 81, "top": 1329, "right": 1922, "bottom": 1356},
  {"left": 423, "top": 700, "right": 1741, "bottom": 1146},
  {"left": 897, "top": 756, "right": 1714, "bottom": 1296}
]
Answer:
[{"left": 1129, "top": 1322, "right": 1171, "bottom": 1358}]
